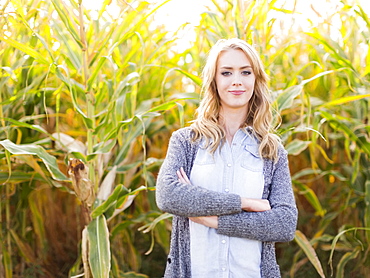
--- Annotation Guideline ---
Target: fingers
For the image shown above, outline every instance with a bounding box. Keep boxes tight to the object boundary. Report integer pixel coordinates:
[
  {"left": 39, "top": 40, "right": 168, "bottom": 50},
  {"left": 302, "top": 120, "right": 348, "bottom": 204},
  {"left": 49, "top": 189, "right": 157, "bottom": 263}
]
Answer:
[
  {"left": 177, "top": 167, "right": 191, "bottom": 184},
  {"left": 189, "top": 216, "right": 218, "bottom": 229},
  {"left": 180, "top": 167, "right": 191, "bottom": 184},
  {"left": 176, "top": 169, "right": 186, "bottom": 183}
]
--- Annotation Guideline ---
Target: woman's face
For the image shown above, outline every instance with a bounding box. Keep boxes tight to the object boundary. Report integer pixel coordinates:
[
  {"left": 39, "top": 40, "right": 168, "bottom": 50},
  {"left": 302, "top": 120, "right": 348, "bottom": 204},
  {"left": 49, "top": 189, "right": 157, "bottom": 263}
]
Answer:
[{"left": 215, "top": 49, "right": 256, "bottom": 114}]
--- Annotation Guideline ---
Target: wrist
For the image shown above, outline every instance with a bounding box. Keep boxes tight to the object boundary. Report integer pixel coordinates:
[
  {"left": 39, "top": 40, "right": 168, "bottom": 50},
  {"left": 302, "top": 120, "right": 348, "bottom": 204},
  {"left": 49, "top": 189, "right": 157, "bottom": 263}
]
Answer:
[{"left": 241, "top": 197, "right": 250, "bottom": 210}]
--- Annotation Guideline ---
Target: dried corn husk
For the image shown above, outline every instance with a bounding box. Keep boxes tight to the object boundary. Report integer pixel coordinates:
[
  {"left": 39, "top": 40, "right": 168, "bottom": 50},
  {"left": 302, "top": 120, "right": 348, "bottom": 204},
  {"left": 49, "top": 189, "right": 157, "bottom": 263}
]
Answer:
[{"left": 68, "top": 158, "right": 95, "bottom": 207}]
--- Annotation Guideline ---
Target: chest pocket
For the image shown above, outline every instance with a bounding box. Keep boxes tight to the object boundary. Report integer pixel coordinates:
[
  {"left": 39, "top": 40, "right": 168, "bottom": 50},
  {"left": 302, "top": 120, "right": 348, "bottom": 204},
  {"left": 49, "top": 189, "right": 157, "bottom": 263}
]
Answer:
[{"left": 241, "top": 144, "right": 263, "bottom": 172}]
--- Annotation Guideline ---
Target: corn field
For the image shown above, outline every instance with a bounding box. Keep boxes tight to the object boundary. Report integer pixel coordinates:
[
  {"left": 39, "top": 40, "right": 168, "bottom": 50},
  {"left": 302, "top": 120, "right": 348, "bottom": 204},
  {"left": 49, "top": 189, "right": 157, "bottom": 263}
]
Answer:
[{"left": 0, "top": 0, "right": 369, "bottom": 277}]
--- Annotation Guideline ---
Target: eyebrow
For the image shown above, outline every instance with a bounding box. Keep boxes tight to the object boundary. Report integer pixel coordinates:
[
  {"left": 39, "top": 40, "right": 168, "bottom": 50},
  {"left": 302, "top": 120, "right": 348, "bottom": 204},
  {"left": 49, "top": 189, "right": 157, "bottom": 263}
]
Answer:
[{"left": 219, "top": 65, "right": 253, "bottom": 69}]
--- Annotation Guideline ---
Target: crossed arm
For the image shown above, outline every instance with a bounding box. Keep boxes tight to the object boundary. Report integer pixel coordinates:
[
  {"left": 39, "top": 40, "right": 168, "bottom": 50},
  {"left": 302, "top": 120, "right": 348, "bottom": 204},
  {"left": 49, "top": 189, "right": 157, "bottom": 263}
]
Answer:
[
  {"left": 156, "top": 129, "right": 297, "bottom": 242},
  {"left": 176, "top": 167, "right": 271, "bottom": 229}
]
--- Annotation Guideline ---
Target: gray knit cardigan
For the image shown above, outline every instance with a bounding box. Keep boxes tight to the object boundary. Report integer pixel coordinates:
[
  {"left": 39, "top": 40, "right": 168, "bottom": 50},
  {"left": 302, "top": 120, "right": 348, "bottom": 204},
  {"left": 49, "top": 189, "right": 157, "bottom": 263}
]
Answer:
[{"left": 156, "top": 127, "right": 298, "bottom": 278}]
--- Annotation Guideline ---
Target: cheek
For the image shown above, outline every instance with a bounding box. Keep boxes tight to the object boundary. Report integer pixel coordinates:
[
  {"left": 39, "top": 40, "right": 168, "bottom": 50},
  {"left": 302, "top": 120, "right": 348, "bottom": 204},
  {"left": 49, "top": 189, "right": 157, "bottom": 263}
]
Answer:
[
  {"left": 245, "top": 79, "right": 256, "bottom": 91},
  {"left": 216, "top": 78, "right": 229, "bottom": 91}
]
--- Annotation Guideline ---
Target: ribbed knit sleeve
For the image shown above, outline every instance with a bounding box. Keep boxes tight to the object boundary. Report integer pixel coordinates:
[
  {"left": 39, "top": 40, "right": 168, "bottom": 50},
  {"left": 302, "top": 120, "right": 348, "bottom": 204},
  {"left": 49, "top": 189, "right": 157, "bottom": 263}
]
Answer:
[
  {"left": 216, "top": 146, "right": 298, "bottom": 242},
  {"left": 156, "top": 127, "right": 242, "bottom": 217}
]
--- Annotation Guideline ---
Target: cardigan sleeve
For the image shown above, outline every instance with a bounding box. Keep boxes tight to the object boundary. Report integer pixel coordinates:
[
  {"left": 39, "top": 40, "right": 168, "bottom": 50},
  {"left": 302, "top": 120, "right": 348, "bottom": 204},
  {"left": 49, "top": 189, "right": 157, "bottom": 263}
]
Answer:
[
  {"left": 156, "top": 128, "right": 242, "bottom": 217},
  {"left": 216, "top": 147, "right": 298, "bottom": 242}
]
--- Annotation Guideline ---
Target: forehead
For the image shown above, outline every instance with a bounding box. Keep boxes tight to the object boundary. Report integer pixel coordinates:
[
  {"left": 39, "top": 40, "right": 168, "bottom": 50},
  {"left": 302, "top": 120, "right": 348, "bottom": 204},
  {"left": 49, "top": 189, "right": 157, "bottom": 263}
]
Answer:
[{"left": 217, "top": 49, "right": 251, "bottom": 67}]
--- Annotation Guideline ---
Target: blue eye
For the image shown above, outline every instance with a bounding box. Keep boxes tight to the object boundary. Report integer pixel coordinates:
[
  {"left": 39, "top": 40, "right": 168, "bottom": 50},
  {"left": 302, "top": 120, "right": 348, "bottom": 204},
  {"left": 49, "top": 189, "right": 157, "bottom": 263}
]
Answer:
[
  {"left": 221, "top": 72, "right": 231, "bottom": 76},
  {"left": 242, "top": 71, "right": 252, "bottom": 75}
]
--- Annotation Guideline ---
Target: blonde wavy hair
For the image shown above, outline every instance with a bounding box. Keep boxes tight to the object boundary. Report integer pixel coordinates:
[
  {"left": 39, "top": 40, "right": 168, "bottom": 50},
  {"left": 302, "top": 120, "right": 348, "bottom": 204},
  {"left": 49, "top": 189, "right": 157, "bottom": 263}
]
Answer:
[{"left": 191, "top": 38, "right": 280, "bottom": 161}]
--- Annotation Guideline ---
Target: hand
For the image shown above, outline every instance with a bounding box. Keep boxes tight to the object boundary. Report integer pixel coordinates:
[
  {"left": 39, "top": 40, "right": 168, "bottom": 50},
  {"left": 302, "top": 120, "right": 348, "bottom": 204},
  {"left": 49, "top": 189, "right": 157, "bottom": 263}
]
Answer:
[
  {"left": 189, "top": 216, "right": 218, "bottom": 229},
  {"left": 241, "top": 198, "right": 271, "bottom": 212},
  {"left": 177, "top": 167, "right": 191, "bottom": 185}
]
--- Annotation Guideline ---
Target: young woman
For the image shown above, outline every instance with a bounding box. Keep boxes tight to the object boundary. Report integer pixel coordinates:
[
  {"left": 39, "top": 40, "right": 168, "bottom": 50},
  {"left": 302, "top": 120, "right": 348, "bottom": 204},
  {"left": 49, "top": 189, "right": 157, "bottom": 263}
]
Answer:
[{"left": 156, "top": 38, "right": 298, "bottom": 278}]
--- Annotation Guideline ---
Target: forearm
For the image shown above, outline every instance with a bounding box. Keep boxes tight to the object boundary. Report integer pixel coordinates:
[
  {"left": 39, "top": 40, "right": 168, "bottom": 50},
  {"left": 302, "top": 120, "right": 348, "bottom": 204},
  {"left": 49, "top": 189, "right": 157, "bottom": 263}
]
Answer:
[
  {"left": 156, "top": 174, "right": 242, "bottom": 217},
  {"left": 156, "top": 129, "right": 242, "bottom": 217},
  {"left": 217, "top": 202, "right": 297, "bottom": 242},
  {"left": 217, "top": 147, "right": 298, "bottom": 242}
]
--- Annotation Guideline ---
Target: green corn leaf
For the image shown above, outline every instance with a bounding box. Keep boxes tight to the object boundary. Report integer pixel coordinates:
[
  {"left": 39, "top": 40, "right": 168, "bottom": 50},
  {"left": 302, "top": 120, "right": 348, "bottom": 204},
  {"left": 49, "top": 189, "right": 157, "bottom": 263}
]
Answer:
[
  {"left": 175, "top": 68, "right": 202, "bottom": 86},
  {"left": 209, "top": 0, "right": 224, "bottom": 13},
  {"left": 54, "top": 65, "right": 86, "bottom": 111},
  {"left": 319, "top": 93, "right": 370, "bottom": 108},
  {"left": 91, "top": 184, "right": 125, "bottom": 219},
  {"left": 146, "top": 96, "right": 198, "bottom": 114},
  {"left": 10, "top": 229, "right": 36, "bottom": 263},
  {"left": 273, "top": 85, "right": 302, "bottom": 112},
  {"left": 146, "top": 101, "right": 177, "bottom": 113},
  {"left": 87, "top": 215, "right": 111, "bottom": 278},
  {"left": 1, "top": 246, "right": 12, "bottom": 278},
  {"left": 68, "top": 253, "right": 82, "bottom": 278},
  {"left": 87, "top": 56, "right": 110, "bottom": 92},
  {"left": 329, "top": 227, "right": 370, "bottom": 275},
  {"left": 2, "top": 37, "right": 50, "bottom": 65},
  {"left": 138, "top": 212, "right": 173, "bottom": 234},
  {"left": 300, "top": 70, "right": 335, "bottom": 86},
  {"left": 295, "top": 182, "right": 326, "bottom": 217},
  {"left": 205, "top": 11, "right": 228, "bottom": 38},
  {"left": 354, "top": 4, "right": 370, "bottom": 30},
  {"left": 92, "top": 139, "right": 117, "bottom": 155},
  {"left": 0, "top": 172, "right": 44, "bottom": 185},
  {"left": 54, "top": 65, "right": 94, "bottom": 130},
  {"left": 29, "top": 191, "right": 47, "bottom": 251},
  {"left": 138, "top": 212, "right": 172, "bottom": 255},
  {"left": 285, "top": 139, "right": 311, "bottom": 156},
  {"left": 50, "top": 0, "right": 84, "bottom": 48},
  {"left": 119, "top": 0, "right": 172, "bottom": 42},
  {"left": 321, "top": 111, "right": 370, "bottom": 156},
  {"left": 0, "top": 139, "right": 67, "bottom": 181},
  {"left": 116, "top": 72, "right": 141, "bottom": 98},
  {"left": 365, "top": 180, "right": 370, "bottom": 243},
  {"left": 232, "top": 0, "right": 242, "bottom": 38},
  {"left": 115, "top": 185, "right": 147, "bottom": 209},
  {"left": 3, "top": 117, "right": 49, "bottom": 135},
  {"left": 154, "top": 219, "right": 171, "bottom": 252},
  {"left": 53, "top": 23, "right": 81, "bottom": 69},
  {"left": 336, "top": 246, "right": 361, "bottom": 278},
  {"left": 177, "top": 102, "right": 185, "bottom": 128},
  {"left": 306, "top": 32, "right": 354, "bottom": 70},
  {"left": 291, "top": 168, "right": 346, "bottom": 182},
  {"left": 295, "top": 230, "right": 325, "bottom": 278}
]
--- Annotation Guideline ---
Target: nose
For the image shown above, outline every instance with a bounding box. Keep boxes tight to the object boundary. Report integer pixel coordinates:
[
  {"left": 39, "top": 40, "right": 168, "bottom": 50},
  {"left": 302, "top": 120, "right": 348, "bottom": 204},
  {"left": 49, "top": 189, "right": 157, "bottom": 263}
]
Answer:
[{"left": 232, "top": 74, "right": 242, "bottom": 86}]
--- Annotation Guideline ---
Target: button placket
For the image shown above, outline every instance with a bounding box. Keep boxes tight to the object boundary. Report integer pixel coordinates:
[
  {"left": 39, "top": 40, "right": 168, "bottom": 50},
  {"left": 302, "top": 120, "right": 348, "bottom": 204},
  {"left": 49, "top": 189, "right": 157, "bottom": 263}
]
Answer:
[{"left": 219, "top": 234, "right": 228, "bottom": 277}]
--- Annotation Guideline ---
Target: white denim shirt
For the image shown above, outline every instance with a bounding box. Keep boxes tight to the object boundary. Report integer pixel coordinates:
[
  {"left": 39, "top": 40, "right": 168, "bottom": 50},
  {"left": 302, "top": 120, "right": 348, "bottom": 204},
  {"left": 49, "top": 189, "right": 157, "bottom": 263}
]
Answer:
[{"left": 189, "top": 128, "right": 264, "bottom": 278}]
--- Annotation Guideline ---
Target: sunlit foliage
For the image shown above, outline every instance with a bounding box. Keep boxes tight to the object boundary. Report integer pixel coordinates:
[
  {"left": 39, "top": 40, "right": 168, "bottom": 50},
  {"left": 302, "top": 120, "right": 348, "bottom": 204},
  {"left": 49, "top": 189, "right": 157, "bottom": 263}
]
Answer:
[{"left": 0, "top": 0, "right": 369, "bottom": 277}]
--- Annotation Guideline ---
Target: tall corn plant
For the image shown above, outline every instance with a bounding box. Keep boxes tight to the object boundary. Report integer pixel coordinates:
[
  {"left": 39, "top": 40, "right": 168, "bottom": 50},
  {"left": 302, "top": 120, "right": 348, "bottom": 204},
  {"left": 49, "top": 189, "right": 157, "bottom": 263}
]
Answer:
[
  {"left": 2, "top": 0, "right": 370, "bottom": 277},
  {"left": 0, "top": 0, "right": 197, "bottom": 277}
]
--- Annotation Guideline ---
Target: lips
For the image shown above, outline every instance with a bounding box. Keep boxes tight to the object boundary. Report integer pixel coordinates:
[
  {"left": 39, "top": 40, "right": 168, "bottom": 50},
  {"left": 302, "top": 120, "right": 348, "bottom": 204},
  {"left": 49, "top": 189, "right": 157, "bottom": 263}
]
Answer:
[{"left": 229, "top": 90, "right": 245, "bottom": 95}]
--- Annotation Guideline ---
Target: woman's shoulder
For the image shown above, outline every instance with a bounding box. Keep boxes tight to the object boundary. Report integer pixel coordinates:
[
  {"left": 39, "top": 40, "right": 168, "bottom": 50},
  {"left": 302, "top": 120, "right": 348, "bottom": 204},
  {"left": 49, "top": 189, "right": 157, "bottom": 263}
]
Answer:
[
  {"left": 277, "top": 141, "right": 288, "bottom": 156},
  {"left": 171, "top": 126, "right": 195, "bottom": 141},
  {"left": 262, "top": 139, "right": 288, "bottom": 166}
]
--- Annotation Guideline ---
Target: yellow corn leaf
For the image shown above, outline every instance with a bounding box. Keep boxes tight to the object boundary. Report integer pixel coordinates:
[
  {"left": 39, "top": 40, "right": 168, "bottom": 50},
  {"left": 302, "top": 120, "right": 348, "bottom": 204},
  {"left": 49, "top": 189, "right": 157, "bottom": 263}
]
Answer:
[{"left": 295, "top": 230, "right": 325, "bottom": 278}]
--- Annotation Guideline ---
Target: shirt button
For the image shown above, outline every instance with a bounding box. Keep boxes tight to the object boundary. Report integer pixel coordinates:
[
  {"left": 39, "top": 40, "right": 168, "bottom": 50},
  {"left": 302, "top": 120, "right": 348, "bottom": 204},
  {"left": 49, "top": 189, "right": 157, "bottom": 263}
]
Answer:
[
  {"left": 221, "top": 240, "right": 226, "bottom": 244},
  {"left": 224, "top": 188, "right": 229, "bottom": 193},
  {"left": 227, "top": 163, "right": 232, "bottom": 167},
  {"left": 222, "top": 267, "right": 226, "bottom": 271}
]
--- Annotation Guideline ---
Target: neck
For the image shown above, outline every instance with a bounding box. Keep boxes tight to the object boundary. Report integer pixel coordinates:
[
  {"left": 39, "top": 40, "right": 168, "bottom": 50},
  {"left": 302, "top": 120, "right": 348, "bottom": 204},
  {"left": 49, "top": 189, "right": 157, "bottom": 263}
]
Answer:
[{"left": 220, "top": 108, "right": 247, "bottom": 143}]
